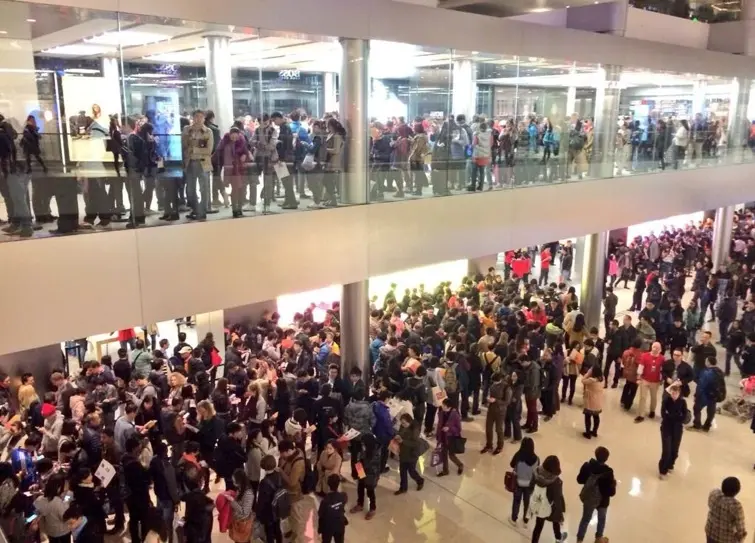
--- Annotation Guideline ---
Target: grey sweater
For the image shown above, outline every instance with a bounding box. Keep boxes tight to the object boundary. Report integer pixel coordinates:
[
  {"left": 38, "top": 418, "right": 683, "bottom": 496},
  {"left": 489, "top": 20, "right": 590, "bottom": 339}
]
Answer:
[{"left": 34, "top": 495, "right": 70, "bottom": 537}]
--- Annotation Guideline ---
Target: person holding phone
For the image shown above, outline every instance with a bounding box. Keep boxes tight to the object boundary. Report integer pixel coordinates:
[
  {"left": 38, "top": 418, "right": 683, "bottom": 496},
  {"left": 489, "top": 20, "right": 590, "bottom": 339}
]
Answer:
[{"left": 34, "top": 473, "right": 72, "bottom": 543}]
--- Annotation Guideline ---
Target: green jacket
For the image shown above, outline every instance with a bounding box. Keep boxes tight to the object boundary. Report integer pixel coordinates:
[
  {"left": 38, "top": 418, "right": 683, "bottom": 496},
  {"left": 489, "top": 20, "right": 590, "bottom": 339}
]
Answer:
[{"left": 398, "top": 423, "right": 422, "bottom": 463}]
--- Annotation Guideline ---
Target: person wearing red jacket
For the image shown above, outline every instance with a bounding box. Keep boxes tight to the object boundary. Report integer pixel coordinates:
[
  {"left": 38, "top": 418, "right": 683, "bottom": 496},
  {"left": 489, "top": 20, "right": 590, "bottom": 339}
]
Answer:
[
  {"left": 539, "top": 247, "right": 552, "bottom": 286},
  {"left": 504, "top": 251, "right": 515, "bottom": 280},
  {"left": 511, "top": 255, "right": 529, "bottom": 285},
  {"left": 635, "top": 341, "right": 664, "bottom": 423}
]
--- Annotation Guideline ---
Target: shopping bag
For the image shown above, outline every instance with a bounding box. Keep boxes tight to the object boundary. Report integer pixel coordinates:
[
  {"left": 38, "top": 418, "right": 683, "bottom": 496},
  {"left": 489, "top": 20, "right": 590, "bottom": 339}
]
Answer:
[
  {"left": 430, "top": 446, "right": 442, "bottom": 467},
  {"left": 301, "top": 154, "right": 316, "bottom": 171},
  {"left": 355, "top": 462, "right": 366, "bottom": 479},
  {"left": 388, "top": 438, "right": 400, "bottom": 456},
  {"left": 229, "top": 516, "right": 253, "bottom": 543},
  {"left": 274, "top": 162, "right": 290, "bottom": 179},
  {"left": 431, "top": 386, "right": 447, "bottom": 407}
]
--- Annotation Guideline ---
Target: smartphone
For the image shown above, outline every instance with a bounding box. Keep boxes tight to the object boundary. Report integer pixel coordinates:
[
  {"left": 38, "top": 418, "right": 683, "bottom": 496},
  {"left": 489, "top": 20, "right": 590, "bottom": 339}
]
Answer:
[
  {"left": 25, "top": 514, "right": 38, "bottom": 524},
  {"left": 63, "top": 495, "right": 72, "bottom": 502},
  {"left": 199, "top": 461, "right": 208, "bottom": 468},
  {"left": 22, "top": 492, "right": 32, "bottom": 497}
]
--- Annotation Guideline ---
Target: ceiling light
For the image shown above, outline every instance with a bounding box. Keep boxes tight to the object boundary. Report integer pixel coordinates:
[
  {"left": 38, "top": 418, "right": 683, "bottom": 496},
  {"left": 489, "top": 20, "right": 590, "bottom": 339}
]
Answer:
[
  {"left": 531, "top": 7, "right": 552, "bottom": 12},
  {"left": 0, "top": 31, "right": 7, "bottom": 35},
  {"left": 26, "top": 18, "right": 35, "bottom": 23},
  {"left": 65, "top": 68, "right": 101, "bottom": 74},
  {"left": 43, "top": 44, "right": 117, "bottom": 56},
  {"left": 85, "top": 30, "right": 173, "bottom": 48}
]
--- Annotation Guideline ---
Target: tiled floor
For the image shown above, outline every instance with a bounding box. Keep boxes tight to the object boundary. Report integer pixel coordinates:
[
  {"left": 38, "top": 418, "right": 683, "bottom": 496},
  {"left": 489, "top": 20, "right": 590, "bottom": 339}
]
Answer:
[{"left": 97, "top": 282, "right": 755, "bottom": 543}]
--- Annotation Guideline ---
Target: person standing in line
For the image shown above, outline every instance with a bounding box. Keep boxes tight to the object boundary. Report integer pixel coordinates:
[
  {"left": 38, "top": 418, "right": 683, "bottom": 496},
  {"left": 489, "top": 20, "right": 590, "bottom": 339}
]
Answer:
[
  {"left": 620, "top": 338, "right": 642, "bottom": 412},
  {"left": 575, "top": 446, "right": 616, "bottom": 543},
  {"left": 539, "top": 246, "right": 552, "bottom": 287},
  {"left": 348, "top": 433, "right": 381, "bottom": 520},
  {"left": 705, "top": 477, "right": 747, "bottom": 543},
  {"left": 504, "top": 371, "right": 523, "bottom": 444},
  {"left": 692, "top": 356, "right": 724, "bottom": 432},
  {"left": 481, "top": 372, "right": 510, "bottom": 455},
  {"left": 581, "top": 365, "right": 604, "bottom": 439},
  {"left": 508, "top": 437, "right": 539, "bottom": 526},
  {"left": 634, "top": 341, "right": 664, "bottom": 423},
  {"left": 529, "top": 455, "right": 567, "bottom": 543},
  {"left": 521, "top": 357, "right": 541, "bottom": 434},
  {"left": 603, "top": 287, "right": 618, "bottom": 335},
  {"left": 318, "top": 474, "right": 348, "bottom": 543},
  {"left": 658, "top": 384, "right": 688, "bottom": 479},
  {"left": 181, "top": 109, "right": 213, "bottom": 222},
  {"left": 691, "top": 331, "right": 718, "bottom": 381}
]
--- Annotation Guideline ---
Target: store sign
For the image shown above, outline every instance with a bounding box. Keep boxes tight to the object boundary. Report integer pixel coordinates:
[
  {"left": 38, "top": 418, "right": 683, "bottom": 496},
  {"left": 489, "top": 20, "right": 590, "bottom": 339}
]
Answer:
[{"left": 279, "top": 69, "right": 301, "bottom": 81}]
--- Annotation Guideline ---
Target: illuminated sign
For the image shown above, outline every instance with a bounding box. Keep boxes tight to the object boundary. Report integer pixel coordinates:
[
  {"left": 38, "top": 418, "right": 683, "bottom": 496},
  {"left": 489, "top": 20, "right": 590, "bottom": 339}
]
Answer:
[{"left": 279, "top": 69, "right": 301, "bottom": 81}]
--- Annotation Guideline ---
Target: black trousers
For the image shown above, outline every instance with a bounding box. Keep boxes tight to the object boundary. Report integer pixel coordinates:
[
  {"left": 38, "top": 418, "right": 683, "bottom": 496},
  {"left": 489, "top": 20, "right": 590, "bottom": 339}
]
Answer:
[
  {"left": 264, "top": 521, "right": 283, "bottom": 543},
  {"left": 532, "top": 517, "right": 562, "bottom": 543},
  {"left": 127, "top": 172, "right": 145, "bottom": 224},
  {"left": 561, "top": 375, "right": 577, "bottom": 402},
  {"left": 322, "top": 531, "right": 345, "bottom": 543},
  {"left": 584, "top": 412, "right": 600, "bottom": 434},
  {"left": 357, "top": 480, "right": 376, "bottom": 510},
  {"left": 54, "top": 178, "right": 80, "bottom": 233},
  {"left": 349, "top": 438, "right": 363, "bottom": 478},
  {"left": 621, "top": 381, "right": 638, "bottom": 410},
  {"left": 424, "top": 404, "right": 437, "bottom": 434},
  {"left": 631, "top": 289, "right": 644, "bottom": 310},
  {"left": 399, "top": 460, "right": 423, "bottom": 490},
  {"left": 84, "top": 179, "right": 111, "bottom": 225},
  {"left": 540, "top": 389, "right": 555, "bottom": 417},
  {"left": 659, "top": 424, "right": 682, "bottom": 475},
  {"left": 693, "top": 399, "right": 716, "bottom": 429},
  {"left": 604, "top": 355, "right": 622, "bottom": 387},
  {"left": 127, "top": 505, "right": 148, "bottom": 543}
]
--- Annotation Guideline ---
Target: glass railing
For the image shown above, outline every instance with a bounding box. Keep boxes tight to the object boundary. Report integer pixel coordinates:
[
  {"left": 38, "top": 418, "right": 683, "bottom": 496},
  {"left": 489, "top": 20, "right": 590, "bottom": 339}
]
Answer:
[
  {"left": 0, "top": 126, "right": 754, "bottom": 240},
  {"left": 629, "top": 0, "right": 742, "bottom": 23}
]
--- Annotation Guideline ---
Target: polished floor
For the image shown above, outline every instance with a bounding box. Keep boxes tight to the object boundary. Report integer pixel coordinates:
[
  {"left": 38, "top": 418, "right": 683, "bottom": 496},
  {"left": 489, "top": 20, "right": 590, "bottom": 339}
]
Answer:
[{"left": 100, "top": 284, "right": 753, "bottom": 543}]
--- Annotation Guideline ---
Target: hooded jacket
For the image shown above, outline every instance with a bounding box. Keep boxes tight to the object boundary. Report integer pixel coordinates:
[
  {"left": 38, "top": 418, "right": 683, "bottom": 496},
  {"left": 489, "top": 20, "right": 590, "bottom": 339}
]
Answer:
[
  {"left": 532, "top": 466, "right": 565, "bottom": 523},
  {"left": 371, "top": 401, "right": 395, "bottom": 443},
  {"left": 576, "top": 459, "right": 616, "bottom": 509}
]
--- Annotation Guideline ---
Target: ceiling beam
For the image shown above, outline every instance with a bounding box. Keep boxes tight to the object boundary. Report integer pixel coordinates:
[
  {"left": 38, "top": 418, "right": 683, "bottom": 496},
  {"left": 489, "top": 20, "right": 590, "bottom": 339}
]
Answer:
[{"left": 438, "top": 0, "right": 489, "bottom": 8}]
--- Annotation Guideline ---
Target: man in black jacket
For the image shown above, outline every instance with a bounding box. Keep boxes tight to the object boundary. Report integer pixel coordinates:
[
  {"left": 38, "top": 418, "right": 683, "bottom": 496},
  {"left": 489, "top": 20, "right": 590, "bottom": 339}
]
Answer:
[
  {"left": 631, "top": 268, "right": 646, "bottom": 311},
  {"left": 661, "top": 349, "right": 695, "bottom": 398},
  {"left": 150, "top": 440, "right": 180, "bottom": 543},
  {"left": 691, "top": 331, "right": 717, "bottom": 381},
  {"left": 256, "top": 455, "right": 284, "bottom": 543},
  {"left": 604, "top": 319, "right": 626, "bottom": 389},
  {"left": 603, "top": 287, "right": 618, "bottom": 333},
  {"left": 667, "top": 318, "right": 688, "bottom": 354},
  {"left": 214, "top": 422, "right": 246, "bottom": 491},
  {"left": 112, "top": 348, "right": 132, "bottom": 385},
  {"left": 318, "top": 474, "right": 348, "bottom": 543},
  {"left": 123, "top": 436, "right": 152, "bottom": 543},
  {"left": 272, "top": 111, "right": 297, "bottom": 209},
  {"left": 575, "top": 446, "right": 617, "bottom": 543}
]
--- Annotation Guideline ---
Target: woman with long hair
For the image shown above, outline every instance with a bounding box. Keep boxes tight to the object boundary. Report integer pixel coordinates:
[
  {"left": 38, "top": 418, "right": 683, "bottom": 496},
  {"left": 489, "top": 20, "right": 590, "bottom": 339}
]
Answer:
[
  {"left": 581, "top": 365, "right": 604, "bottom": 439},
  {"left": 226, "top": 469, "right": 254, "bottom": 543},
  {"left": 509, "top": 437, "right": 539, "bottom": 525},
  {"left": 34, "top": 473, "right": 71, "bottom": 543},
  {"left": 323, "top": 118, "right": 345, "bottom": 207},
  {"left": 562, "top": 341, "right": 583, "bottom": 405},
  {"left": 530, "top": 455, "right": 567, "bottom": 543}
]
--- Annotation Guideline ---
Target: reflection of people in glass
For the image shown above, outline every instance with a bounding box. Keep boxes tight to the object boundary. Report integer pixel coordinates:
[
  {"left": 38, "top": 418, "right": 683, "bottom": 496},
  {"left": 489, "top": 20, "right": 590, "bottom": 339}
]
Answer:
[
  {"left": 154, "top": 110, "right": 172, "bottom": 159},
  {"left": 124, "top": 117, "right": 150, "bottom": 228},
  {"left": 214, "top": 126, "right": 249, "bottom": 218},
  {"left": 108, "top": 115, "right": 126, "bottom": 216},
  {"left": 21, "top": 115, "right": 46, "bottom": 174}
]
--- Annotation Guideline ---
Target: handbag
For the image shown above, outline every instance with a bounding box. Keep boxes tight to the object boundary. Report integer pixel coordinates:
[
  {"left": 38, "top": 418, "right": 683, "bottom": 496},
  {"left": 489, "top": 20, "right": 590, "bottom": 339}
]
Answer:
[
  {"left": 474, "top": 156, "right": 491, "bottom": 166},
  {"left": 430, "top": 386, "right": 447, "bottom": 407},
  {"left": 430, "top": 446, "right": 442, "bottom": 467},
  {"left": 504, "top": 471, "right": 516, "bottom": 493},
  {"left": 448, "top": 436, "right": 466, "bottom": 454},
  {"left": 301, "top": 153, "right": 316, "bottom": 171},
  {"left": 229, "top": 516, "right": 253, "bottom": 543}
]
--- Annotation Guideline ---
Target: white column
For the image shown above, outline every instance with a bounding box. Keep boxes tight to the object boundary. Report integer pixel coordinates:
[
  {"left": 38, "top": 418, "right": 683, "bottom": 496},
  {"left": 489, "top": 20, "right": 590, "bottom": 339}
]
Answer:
[
  {"left": 195, "top": 310, "right": 225, "bottom": 375},
  {"left": 339, "top": 38, "right": 369, "bottom": 205},
  {"left": 712, "top": 206, "right": 735, "bottom": 271},
  {"left": 580, "top": 232, "right": 609, "bottom": 331},
  {"left": 727, "top": 77, "right": 751, "bottom": 158},
  {"left": 324, "top": 72, "right": 338, "bottom": 115},
  {"left": 692, "top": 80, "right": 707, "bottom": 118},
  {"left": 101, "top": 57, "right": 123, "bottom": 116},
  {"left": 204, "top": 35, "right": 234, "bottom": 132},
  {"left": 452, "top": 60, "right": 477, "bottom": 120},
  {"left": 341, "top": 281, "right": 370, "bottom": 378},
  {"left": 565, "top": 62, "right": 577, "bottom": 119},
  {"left": 590, "top": 64, "right": 621, "bottom": 179}
]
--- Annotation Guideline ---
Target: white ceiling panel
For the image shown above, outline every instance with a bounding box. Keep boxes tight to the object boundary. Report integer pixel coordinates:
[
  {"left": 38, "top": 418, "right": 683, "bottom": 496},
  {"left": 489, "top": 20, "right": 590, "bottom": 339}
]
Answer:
[{"left": 31, "top": 18, "right": 118, "bottom": 52}]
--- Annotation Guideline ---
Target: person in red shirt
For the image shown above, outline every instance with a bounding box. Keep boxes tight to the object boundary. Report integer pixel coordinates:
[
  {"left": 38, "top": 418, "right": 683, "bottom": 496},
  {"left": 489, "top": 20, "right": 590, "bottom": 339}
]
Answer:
[
  {"left": 504, "top": 251, "right": 515, "bottom": 280},
  {"left": 635, "top": 341, "right": 664, "bottom": 423},
  {"left": 539, "top": 247, "right": 552, "bottom": 287},
  {"left": 117, "top": 328, "right": 136, "bottom": 351},
  {"left": 512, "top": 255, "right": 528, "bottom": 285}
]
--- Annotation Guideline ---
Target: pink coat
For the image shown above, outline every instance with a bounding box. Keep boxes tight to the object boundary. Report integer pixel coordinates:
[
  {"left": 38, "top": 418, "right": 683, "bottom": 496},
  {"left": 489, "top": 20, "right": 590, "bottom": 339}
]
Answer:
[{"left": 608, "top": 259, "right": 619, "bottom": 276}]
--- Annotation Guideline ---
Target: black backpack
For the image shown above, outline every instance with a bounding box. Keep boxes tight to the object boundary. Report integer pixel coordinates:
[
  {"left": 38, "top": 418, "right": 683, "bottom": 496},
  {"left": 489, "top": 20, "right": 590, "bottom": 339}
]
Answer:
[
  {"left": 712, "top": 368, "right": 727, "bottom": 403},
  {"left": 265, "top": 474, "right": 291, "bottom": 521}
]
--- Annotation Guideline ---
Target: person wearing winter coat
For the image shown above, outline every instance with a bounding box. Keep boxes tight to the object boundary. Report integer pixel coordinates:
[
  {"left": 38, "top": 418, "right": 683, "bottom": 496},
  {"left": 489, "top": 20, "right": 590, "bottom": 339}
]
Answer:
[
  {"left": 521, "top": 358, "right": 542, "bottom": 433},
  {"left": 530, "top": 455, "right": 567, "bottom": 543},
  {"left": 372, "top": 391, "right": 395, "bottom": 473},
  {"left": 436, "top": 398, "right": 464, "bottom": 476},
  {"left": 575, "top": 446, "right": 616, "bottom": 543},
  {"left": 394, "top": 414, "right": 425, "bottom": 494},
  {"left": 581, "top": 365, "right": 604, "bottom": 439},
  {"left": 505, "top": 371, "right": 524, "bottom": 443},
  {"left": 481, "top": 372, "right": 511, "bottom": 454},
  {"left": 469, "top": 121, "right": 492, "bottom": 191},
  {"left": 214, "top": 127, "right": 249, "bottom": 218},
  {"left": 348, "top": 433, "right": 381, "bottom": 520},
  {"left": 693, "top": 357, "right": 722, "bottom": 431},
  {"left": 21, "top": 115, "right": 46, "bottom": 173},
  {"left": 344, "top": 390, "right": 376, "bottom": 479},
  {"left": 214, "top": 422, "right": 246, "bottom": 491},
  {"left": 661, "top": 348, "right": 695, "bottom": 398},
  {"left": 315, "top": 439, "right": 342, "bottom": 495},
  {"left": 509, "top": 437, "right": 539, "bottom": 525},
  {"left": 659, "top": 384, "right": 689, "bottom": 477}
]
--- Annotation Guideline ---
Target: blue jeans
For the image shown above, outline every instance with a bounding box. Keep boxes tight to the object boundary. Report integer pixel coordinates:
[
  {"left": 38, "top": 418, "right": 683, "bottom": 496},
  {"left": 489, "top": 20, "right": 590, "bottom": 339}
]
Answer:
[
  {"left": 185, "top": 160, "right": 209, "bottom": 218},
  {"left": 576, "top": 504, "right": 607, "bottom": 541},
  {"left": 157, "top": 498, "right": 175, "bottom": 543},
  {"left": 511, "top": 484, "right": 531, "bottom": 521}
]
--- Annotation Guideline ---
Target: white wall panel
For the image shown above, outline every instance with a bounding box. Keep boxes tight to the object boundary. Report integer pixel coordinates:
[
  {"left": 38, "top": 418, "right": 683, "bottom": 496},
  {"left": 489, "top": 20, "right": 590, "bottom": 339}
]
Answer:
[
  {"left": 0, "top": 230, "right": 142, "bottom": 353},
  {"left": 1, "top": 164, "right": 755, "bottom": 356},
  {"left": 623, "top": 8, "right": 710, "bottom": 49}
]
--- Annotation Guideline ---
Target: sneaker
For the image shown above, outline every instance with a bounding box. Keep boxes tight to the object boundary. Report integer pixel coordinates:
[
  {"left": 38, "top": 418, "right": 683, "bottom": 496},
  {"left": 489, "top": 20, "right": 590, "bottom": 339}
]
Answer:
[
  {"left": 437, "top": 470, "right": 449, "bottom": 477},
  {"left": 365, "top": 510, "right": 376, "bottom": 520},
  {"left": 523, "top": 516, "right": 529, "bottom": 525},
  {"left": 634, "top": 416, "right": 644, "bottom": 423},
  {"left": 591, "top": 430, "right": 598, "bottom": 438},
  {"left": 557, "top": 532, "right": 568, "bottom": 542}
]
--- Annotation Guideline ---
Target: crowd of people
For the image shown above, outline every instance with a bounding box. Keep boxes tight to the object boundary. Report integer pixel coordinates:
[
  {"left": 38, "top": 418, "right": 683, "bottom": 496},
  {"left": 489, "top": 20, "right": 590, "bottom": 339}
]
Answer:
[
  {"left": 1, "top": 104, "right": 745, "bottom": 239},
  {"left": 0, "top": 210, "right": 752, "bottom": 542}
]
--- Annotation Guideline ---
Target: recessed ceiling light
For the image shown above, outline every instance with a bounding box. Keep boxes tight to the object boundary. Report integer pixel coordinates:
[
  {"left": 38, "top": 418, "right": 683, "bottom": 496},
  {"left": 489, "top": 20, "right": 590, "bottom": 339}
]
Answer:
[
  {"left": 531, "top": 7, "right": 552, "bottom": 12},
  {"left": 26, "top": 18, "right": 35, "bottom": 22},
  {"left": 0, "top": 31, "right": 7, "bottom": 34}
]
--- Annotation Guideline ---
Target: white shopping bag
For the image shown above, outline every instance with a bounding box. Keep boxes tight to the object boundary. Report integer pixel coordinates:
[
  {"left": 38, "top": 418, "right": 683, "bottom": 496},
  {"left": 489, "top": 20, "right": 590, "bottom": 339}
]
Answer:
[{"left": 274, "top": 162, "right": 290, "bottom": 179}]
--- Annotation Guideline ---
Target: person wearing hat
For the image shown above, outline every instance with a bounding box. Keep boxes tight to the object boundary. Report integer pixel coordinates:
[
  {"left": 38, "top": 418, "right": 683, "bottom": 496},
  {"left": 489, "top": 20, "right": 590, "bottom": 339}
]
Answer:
[
  {"left": 40, "top": 402, "right": 63, "bottom": 460},
  {"left": 180, "top": 346, "right": 205, "bottom": 384}
]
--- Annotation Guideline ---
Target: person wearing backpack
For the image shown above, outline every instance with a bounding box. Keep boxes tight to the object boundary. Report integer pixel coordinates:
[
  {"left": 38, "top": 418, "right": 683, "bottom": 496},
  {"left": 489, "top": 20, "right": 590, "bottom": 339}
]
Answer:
[
  {"left": 279, "top": 439, "right": 313, "bottom": 542},
  {"left": 508, "top": 437, "right": 539, "bottom": 526},
  {"left": 529, "top": 455, "right": 567, "bottom": 543},
  {"left": 255, "top": 455, "right": 286, "bottom": 543},
  {"left": 575, "top": 446, "right": 616, "bottom": 543},
  {"left": 692, "top": 356, "right": 725, "bottom": 432}
]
